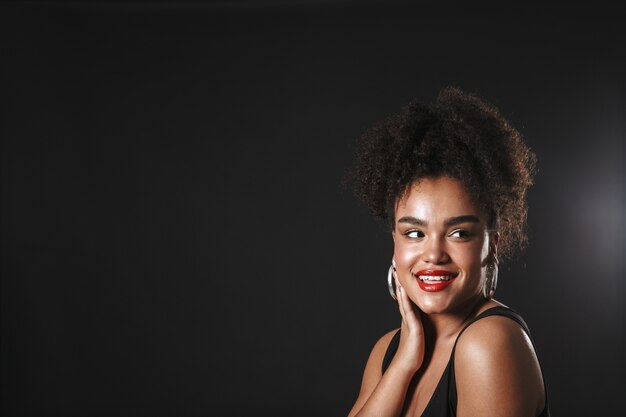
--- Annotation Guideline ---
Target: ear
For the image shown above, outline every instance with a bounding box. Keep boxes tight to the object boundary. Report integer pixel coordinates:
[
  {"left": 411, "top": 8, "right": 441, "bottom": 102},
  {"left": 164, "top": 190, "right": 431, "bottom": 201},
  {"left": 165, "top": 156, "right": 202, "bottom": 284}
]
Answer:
[
  {"left": 391, "top": 229, "right": 397, "bottom": 269},
  {"left": 490, "top": 231, "right": 500, "bottom": 264}
]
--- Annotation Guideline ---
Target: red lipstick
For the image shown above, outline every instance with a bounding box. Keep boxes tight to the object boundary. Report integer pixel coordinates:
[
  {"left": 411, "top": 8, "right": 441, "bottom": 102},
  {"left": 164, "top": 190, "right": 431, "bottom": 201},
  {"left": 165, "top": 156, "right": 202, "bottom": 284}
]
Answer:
[{"left": 415, "top": 269, "right": 458, "bottom": 292}]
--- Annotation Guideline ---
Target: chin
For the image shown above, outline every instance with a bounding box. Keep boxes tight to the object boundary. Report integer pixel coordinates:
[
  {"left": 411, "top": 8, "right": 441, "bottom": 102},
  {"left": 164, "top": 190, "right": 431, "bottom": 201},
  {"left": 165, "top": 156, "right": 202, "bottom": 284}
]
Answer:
[
  {"left": 415, "top": 298, "right": 451, "bottom": 315},
  {"left": 415, "top": 293, "right": 481, "bottom": 316}
]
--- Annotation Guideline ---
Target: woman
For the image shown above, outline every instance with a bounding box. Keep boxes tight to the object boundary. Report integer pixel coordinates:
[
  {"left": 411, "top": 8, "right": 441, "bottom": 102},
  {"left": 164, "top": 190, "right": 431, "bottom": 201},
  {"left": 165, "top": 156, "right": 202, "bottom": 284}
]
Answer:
[{"left": 347, "top": 87, "right": 550, "bottom": 417}]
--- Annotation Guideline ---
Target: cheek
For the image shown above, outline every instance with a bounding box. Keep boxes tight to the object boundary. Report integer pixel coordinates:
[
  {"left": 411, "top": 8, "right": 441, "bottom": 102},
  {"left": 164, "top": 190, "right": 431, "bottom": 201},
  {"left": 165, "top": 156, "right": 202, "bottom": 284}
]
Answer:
[
  {"left": 393, "top": 241, "right": 421, "bottom": 273},
  {"left": 480, "top": 238, "right": 490, "bottom": 261},
  {"left": 452, "top": 242, "right": 486, "bottom": 271}
]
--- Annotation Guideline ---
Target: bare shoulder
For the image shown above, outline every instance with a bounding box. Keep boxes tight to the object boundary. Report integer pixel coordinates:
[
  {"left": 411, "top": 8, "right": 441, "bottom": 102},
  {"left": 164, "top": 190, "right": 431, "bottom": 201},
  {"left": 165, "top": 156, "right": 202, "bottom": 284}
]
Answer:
[
  {"left": 457, "top": 314, "right": 534, "bottom": 354},
  {"left": 347, "top": 329, "right": 399, "bottom": 417},
  {"left": 454, "top": 315, "right": 545, "bottom": 417}
]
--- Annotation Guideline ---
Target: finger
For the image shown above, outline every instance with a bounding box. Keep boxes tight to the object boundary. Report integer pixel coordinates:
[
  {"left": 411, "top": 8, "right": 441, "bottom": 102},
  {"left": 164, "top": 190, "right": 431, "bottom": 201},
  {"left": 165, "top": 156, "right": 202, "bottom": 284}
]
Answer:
[
  {"left": 399, "top": 287, "right": 416, "bottom": 320},
  {"left": 397, "top": 283, "right": 421, "bottom": 331},
  {"left": 397, "top": 287, "right": 406, "bottom": 322},
  {"left": 396, "top": 279, "right": 409, "bottom": 314},
  {"left": 395, "top": 278, "right": 406, "bottom": 318}
]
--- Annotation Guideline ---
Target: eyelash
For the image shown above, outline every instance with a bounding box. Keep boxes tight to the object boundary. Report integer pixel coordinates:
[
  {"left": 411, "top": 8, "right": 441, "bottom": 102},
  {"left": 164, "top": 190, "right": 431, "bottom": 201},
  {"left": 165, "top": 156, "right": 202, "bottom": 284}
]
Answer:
[
  {"left": 404, "top": 229, "right": 472, "bottom": 239},
  {"left": 449, "top": 229, "right": 471, "bottom": 238},
  {"left": 405, "top": 230, "right": 425, "bottom": 239}
]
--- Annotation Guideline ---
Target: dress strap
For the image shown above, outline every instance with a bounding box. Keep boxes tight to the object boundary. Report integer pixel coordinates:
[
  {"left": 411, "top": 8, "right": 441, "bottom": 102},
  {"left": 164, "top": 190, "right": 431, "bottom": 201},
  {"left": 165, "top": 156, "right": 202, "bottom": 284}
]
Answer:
[
  {"left": 448, "top": 306, "right": 550, "bottom": 417},
  {"left": 452, "top": 306, "right": 529, "bottom": 350},
  {"left": 381, "top": 306, "right": 527, "bottom": 375},
  {"left": 380, "top": 306, "right": 550, "bottom": 416}
]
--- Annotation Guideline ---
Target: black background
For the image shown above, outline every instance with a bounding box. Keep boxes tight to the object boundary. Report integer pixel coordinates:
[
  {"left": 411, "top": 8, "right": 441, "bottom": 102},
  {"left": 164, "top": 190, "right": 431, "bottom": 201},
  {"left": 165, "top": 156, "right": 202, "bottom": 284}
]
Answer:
[{"left": 1, "top": 1, "right": 624, "bottom": 416}]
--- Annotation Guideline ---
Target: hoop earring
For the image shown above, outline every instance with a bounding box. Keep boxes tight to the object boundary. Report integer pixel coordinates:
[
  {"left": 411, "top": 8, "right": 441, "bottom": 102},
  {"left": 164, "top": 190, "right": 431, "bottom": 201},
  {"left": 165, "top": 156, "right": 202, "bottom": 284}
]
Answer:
[
  {"left": 387, "top": 265, "right": 397, "bottom": 300},
  {"left": 483, "top": 262, "right": 498, "bottom": 299}
]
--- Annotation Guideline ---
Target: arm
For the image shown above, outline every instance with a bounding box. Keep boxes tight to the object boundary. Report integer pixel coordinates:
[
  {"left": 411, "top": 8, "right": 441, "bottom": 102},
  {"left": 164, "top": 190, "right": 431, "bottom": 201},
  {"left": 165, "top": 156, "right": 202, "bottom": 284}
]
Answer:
[
  {"left": 347, "top": 283, "right": 425, "bottom": 417},
  {"left": 454, "top": 316, "right": 546, "bottom": 417}
]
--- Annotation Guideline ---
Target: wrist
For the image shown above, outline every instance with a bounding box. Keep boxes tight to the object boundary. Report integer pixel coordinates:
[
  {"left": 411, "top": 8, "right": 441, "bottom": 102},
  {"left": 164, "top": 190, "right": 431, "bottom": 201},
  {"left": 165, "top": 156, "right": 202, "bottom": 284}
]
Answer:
[{"left": 386, "top": 359, "right": 420, "bottom": 378}]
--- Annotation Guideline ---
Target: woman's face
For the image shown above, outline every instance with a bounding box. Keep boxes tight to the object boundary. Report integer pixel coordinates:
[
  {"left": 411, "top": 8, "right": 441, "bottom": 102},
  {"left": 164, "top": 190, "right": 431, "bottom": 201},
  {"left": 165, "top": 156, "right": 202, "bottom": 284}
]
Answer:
[{"left": 392, "top": 176, "right": 497, "bottom": 315}]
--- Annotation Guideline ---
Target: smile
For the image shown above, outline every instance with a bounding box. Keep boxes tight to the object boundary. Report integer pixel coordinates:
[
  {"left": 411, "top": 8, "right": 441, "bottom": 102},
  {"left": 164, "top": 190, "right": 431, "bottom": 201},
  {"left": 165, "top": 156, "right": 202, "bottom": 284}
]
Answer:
[
  {"left": 417, "top": 275, "right": 455, "bottom": 282},
  {"left": 415, "top": 270, "right": 458, "bottom": 292}
]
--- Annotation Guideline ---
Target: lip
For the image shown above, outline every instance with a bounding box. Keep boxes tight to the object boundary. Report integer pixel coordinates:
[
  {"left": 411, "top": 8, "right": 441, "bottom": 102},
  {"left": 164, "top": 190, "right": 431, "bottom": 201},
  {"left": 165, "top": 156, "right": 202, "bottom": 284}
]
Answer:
[{"left": 415, "top": 269, "right": 458, "bottom": 292}]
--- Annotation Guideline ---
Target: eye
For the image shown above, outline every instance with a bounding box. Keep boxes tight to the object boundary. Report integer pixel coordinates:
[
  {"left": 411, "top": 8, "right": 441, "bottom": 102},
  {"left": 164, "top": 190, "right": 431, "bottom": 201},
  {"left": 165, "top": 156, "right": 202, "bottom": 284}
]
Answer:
[
  {"left": 405, "top": 230, "right": 425, "bottom": 239},
  {"left": 449, "top": 229, "right": 471, "bottom": 239}
]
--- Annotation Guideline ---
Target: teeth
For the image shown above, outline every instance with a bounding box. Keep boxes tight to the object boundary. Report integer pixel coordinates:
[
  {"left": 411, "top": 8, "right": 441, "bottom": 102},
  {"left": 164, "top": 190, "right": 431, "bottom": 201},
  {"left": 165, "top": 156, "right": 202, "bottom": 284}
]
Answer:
[{"left": 418, "top": 275, "right": 453, "bottom": 282}]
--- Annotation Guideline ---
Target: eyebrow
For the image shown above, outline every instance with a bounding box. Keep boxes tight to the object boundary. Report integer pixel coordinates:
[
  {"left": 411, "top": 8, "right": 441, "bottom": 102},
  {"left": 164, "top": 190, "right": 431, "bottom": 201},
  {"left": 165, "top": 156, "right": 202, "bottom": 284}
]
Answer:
[
  {"left": 397, "top": 216, "right": 428, "bottom": 226},
  {"left": 397, "top": 215, "right": 481, "bottom": 227}
]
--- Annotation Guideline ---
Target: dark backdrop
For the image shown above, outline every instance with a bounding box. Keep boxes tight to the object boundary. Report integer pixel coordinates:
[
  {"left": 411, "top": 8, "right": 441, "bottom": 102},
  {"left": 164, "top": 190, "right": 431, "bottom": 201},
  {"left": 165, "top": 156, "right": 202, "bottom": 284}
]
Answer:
[{"left": 1, "top": 1, "right": 624, "bottom": 416}]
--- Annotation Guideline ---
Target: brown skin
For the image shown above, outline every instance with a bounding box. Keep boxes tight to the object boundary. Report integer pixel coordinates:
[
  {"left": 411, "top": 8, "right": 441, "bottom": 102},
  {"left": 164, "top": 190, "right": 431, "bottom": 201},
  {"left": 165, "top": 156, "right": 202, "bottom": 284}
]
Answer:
[{"left": 348, "top": 177, "right": 545, "bottom": 417}]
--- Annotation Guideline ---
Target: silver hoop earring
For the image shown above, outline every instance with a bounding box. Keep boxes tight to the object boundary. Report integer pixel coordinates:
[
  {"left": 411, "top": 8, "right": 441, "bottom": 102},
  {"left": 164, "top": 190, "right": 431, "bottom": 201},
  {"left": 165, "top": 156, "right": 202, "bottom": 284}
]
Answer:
[
  {"left": 387, "top": 265, "right": 397, "bottom": 300},
  {"left": 483, "top": 263, "right": 498, "bottom": 299}
]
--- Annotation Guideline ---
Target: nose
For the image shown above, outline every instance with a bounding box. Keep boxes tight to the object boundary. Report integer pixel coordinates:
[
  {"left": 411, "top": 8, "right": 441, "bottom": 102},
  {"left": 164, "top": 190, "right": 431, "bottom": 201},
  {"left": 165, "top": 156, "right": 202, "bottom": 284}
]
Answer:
[{"left": 422, "top": 236, "right": 450, "bottom": 264}]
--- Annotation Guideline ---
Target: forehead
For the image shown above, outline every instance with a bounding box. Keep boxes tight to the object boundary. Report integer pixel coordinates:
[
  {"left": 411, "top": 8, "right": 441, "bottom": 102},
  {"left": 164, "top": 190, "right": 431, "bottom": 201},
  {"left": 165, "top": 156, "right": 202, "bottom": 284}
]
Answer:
[{"left": 395, "top": 177, "right": 483, "bottom": 221}]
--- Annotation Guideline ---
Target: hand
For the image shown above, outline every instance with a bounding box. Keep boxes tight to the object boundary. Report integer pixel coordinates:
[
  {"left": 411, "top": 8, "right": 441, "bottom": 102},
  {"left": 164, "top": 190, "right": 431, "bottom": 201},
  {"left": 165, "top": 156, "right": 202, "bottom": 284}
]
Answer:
[{"left": 392, "top": 278, "right": 425, "bottom": 374}]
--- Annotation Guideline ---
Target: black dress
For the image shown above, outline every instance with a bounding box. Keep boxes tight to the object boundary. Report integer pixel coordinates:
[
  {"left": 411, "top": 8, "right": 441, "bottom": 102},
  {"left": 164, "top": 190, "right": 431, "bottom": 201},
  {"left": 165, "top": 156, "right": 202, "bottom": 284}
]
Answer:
[{"left": 381, "top": 306, "right": 551, "bottom": 417}]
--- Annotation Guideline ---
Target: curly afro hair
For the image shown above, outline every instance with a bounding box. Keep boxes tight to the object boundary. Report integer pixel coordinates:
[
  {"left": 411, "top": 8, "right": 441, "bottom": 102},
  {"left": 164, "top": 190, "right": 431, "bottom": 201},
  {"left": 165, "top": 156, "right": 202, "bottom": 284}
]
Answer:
[{"left": 348, "top": 87, "right": 537, "bottom": 260}]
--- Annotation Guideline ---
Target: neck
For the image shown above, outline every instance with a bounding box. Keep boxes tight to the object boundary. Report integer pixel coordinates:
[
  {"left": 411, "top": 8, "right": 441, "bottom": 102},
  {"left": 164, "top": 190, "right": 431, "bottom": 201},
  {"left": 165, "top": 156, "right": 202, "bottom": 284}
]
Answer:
[{"left": 421, "top": 297, "right": 495, "bottom": 343}]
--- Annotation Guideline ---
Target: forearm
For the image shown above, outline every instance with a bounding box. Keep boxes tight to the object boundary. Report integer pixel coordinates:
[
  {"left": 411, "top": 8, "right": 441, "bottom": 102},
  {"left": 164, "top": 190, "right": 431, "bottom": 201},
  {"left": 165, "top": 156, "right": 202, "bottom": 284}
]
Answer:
[
  {"left": 349, "top": 281, "right": 423, "bottom": 417},
  {"left": 351, "top": 364, "right": 415, "bottom": 417}
]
